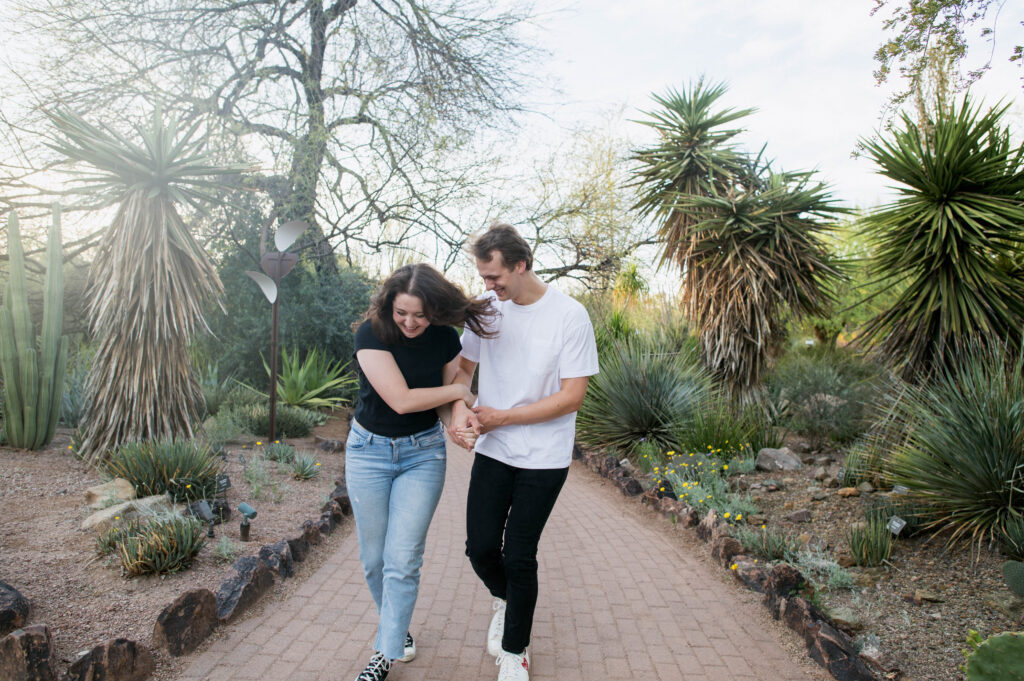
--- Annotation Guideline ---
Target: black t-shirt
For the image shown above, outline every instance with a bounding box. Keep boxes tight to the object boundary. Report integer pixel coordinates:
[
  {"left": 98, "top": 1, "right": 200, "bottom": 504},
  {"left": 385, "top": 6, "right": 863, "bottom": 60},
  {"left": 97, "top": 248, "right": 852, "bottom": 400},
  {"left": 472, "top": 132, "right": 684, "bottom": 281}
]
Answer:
[{"left": 352, "top": 320, "right": 462, "bottom": 437}]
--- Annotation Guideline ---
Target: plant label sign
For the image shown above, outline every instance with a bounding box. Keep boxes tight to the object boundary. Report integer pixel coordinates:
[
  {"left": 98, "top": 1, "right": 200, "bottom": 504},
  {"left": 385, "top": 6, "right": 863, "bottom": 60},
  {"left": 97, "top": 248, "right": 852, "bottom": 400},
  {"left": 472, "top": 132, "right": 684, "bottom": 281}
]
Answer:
[
  {"left": 887, "top": 515, "right": 907, "bottom": 535},
  {"left": 216, "top": 473, "right": 231, "bottom": 495}
]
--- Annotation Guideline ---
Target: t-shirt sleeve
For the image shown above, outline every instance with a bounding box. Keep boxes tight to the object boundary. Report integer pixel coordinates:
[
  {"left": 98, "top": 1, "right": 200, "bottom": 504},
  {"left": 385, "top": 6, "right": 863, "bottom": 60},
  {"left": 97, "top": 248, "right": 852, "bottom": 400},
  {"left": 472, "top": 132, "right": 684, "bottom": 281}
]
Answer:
[
  {"left": 354, "top": 320, "right": 387, "bottom": 353},
  {"left": 442, "top": 325, "right": 462, "bottom": 363},
  {"left": 559, "top": 310, "right": 599, "bottom": 379},
  {"left": 460, "top": 323, "right": 481, "bottom": 362}
]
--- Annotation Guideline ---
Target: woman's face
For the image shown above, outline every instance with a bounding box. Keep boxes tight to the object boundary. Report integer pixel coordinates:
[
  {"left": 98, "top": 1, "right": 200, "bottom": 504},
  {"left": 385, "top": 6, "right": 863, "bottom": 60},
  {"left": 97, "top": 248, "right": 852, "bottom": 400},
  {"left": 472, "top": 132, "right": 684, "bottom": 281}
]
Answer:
[{"left": 392, "top": 293, "right": 430, "bottom": 339}]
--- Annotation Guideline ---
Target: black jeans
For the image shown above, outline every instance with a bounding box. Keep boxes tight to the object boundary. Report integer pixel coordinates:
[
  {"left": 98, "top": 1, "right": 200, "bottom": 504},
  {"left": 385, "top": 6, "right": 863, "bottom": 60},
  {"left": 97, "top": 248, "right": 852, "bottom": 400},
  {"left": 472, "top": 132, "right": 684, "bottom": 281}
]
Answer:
[{"left": 465, "top": 453, "right": 568, "bottom": 655}]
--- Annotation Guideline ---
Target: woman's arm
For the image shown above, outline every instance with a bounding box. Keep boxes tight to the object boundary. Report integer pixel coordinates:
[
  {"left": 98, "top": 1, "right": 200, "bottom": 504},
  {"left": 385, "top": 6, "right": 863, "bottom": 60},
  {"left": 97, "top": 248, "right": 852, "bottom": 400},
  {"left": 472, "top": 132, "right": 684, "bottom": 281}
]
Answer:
[{"left": 356, "top": 349, "right": 473, "bottom": 415}]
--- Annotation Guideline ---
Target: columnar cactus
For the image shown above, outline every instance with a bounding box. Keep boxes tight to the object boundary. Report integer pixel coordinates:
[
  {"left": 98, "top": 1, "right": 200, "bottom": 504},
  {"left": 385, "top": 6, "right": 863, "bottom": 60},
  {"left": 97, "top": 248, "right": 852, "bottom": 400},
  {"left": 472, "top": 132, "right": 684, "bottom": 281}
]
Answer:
[
  {"left": 0, "top": 207, "right": 68, "bottom": 449},
  {"left": 965, "top": 631, "right": 1024, "bottom": 681}
]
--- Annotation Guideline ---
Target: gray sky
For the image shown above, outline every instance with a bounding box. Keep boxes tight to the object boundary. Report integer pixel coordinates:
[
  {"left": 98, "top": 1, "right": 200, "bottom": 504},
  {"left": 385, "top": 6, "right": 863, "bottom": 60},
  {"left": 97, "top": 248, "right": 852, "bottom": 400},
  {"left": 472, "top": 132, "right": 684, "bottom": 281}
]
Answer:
[{"left": 515, "top": 0, "right": 1024, "bottom": 209}]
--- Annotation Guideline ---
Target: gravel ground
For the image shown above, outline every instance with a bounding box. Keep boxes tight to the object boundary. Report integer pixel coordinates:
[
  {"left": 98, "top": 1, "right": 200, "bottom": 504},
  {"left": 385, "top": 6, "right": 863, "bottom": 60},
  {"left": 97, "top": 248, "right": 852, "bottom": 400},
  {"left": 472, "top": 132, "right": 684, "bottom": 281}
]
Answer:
[{"left": 0, "top": 417, "right": 352, "bottom": 680}]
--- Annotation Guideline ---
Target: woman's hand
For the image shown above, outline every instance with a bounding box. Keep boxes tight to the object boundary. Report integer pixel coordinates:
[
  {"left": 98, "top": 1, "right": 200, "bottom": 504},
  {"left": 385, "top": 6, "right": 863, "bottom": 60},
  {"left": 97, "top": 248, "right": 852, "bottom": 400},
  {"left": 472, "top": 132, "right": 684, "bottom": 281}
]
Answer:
[{"left": 453, "top": 383, "right": 475, "bottom": 406}]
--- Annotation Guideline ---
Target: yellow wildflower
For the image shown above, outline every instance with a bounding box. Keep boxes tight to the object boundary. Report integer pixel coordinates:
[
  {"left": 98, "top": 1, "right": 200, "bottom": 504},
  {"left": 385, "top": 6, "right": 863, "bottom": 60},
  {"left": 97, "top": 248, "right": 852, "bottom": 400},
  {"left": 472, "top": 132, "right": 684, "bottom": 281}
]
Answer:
[
  {"left": 723, "top": 512, "right": 731, "bottom": 518},
  {"left": 730, "top": 564, "right": 738, "bottom": 571}
]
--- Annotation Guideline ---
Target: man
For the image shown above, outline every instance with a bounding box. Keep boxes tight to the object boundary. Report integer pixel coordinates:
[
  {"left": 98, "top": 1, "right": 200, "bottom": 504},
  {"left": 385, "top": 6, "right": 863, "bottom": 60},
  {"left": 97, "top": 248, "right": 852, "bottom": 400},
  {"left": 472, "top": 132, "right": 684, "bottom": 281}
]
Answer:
[{"left": 449, "top": 222, "right": 599, "bottom": 681}]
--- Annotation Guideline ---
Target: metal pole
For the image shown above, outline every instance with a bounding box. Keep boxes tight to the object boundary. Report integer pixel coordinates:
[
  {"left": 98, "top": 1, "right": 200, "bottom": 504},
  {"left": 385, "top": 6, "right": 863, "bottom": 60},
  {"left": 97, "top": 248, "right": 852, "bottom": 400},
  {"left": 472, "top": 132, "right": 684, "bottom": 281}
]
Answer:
[{"left": 269, "top": 295, "right": 279, "bottom": 442}]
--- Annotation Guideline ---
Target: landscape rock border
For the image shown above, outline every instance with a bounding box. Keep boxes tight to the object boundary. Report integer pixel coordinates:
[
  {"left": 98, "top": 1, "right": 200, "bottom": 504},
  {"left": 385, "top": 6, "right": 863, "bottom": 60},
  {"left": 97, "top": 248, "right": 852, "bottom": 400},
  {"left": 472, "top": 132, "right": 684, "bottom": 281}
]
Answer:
[
  {"left": 574, "top": 446, "right": 899, "bottom": 681},
  {"left": 0, "top": 479, "right": 353, "bottom": 681}
]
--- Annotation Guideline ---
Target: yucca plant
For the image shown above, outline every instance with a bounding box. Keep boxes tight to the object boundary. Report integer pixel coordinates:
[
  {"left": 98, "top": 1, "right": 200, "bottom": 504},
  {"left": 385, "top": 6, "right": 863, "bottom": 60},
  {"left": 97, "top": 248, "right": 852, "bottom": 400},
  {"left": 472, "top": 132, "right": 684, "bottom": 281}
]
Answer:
[
  {"left": 631, "top": 81, "right": 847, "bottom": 395},
  {"left": 576, "top": 339, "right": 711, "bottom": 456},
  {"left": 887, "top": 345, "right": 1024, "bottom": 549},
  {"left": 848, "top": 518, "right": 893, "bottom": 567},
  {"left": 260, "top": 347, "right": 356, "bottom": 410},
  {"left": 1000, "top": 514, "right": 1024, "bottom": 561},
  {"left": 858, "top": 95, "right": 1024, "bottom": 380},
  {"left": 104, "top": 438, "right": 222, "bottom": 502},
  {"left": 46, "top": 109, "right": 244, "bottom": 462}
]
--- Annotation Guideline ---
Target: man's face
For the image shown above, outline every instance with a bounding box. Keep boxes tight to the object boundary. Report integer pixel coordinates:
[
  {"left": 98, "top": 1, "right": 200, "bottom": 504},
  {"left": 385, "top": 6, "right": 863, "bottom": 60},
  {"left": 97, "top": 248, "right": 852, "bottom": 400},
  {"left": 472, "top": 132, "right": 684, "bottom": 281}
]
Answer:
[{"left": 475, "top": 251, "right": 525, "bottom": 302}]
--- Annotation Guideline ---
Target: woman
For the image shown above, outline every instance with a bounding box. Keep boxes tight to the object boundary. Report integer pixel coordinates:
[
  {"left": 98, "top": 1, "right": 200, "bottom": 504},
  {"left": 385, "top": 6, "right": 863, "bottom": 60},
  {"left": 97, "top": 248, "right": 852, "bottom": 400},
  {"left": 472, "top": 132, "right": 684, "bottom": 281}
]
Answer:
[{"left": 347, "top": 263, "right": 491, "bottom": 681}]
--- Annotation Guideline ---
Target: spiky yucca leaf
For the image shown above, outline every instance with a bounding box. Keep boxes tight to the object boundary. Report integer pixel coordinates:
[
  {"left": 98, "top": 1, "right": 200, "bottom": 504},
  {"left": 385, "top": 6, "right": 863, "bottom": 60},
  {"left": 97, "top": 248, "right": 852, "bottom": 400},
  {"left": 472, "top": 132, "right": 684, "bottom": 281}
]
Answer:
[
  {"left": 47, "top": 109, "right": 241, "bottom": 461},
  {"left": 888, "top": 345, "right": 1024, "bottom": 550},
  {"left": 630, "top": 79, "right": 753, "bottom": 270},
  {"left": 630, "top": 82, "right": 847, "bottom": 394},
  {"left": 859, "top": 96, "right": 1024, "bottom": 379}
]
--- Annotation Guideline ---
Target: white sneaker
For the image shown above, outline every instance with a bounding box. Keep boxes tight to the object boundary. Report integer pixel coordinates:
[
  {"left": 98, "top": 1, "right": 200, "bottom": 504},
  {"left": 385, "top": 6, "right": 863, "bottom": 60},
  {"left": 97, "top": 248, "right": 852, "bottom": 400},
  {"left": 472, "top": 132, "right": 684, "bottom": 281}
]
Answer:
[
  {"left": 486, "top": 598, "right": 506, "bottom": 656},
  {"left": 495, "top": 648, "right": 530, "bottom": 681},
  {"left": 396, "top": 632, "right": 415, "bottom": 663}
]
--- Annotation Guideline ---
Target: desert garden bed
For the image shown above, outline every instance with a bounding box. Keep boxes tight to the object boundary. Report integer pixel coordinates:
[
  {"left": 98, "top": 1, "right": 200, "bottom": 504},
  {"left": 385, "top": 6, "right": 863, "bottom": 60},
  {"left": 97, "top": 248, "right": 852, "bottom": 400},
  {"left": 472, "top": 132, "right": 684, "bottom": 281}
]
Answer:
[
  {"left": 581, "top": 437, "right": 1019, "bottom": 681},
  {"left": 0, "top": 415, "right": 353, "bottom": 681}
]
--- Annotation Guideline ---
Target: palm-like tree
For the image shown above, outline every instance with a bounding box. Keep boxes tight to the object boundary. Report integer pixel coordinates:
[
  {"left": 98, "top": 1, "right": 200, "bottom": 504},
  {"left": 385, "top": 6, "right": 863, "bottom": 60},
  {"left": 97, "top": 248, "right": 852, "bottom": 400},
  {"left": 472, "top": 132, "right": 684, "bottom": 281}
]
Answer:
[
  {"left": 48, "top": 110, "right": 242, "bottom": 462},
  {"left": 631, "top": 81, "right": 845, "bottom": 394},
  {"left": 859, "top": 96, "right": 1024, "bottom": 380}
]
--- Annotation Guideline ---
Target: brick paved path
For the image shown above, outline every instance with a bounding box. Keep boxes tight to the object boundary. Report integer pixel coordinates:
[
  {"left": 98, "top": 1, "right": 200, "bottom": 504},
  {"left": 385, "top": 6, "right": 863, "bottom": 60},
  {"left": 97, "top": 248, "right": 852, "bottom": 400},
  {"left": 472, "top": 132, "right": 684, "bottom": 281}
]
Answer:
[{"left": 179, "top": 443, "right": 819, "bottom": 681}]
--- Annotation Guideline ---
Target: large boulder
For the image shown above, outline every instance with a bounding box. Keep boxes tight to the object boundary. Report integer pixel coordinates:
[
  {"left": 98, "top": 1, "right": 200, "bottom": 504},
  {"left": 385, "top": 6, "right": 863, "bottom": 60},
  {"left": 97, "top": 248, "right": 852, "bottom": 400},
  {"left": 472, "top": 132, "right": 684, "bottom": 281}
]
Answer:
[
  {"left": 0, "top": 624, "right": 55, "bottom": 681},
  {"left": 63, "top": 638, "right": 154, "bottom": 681},
  {"left": 711, "top": 536, "right": 744, "bottom": 568},
  {"left": 0, "top": 582, "right": 30, "bottom": 637},
  {"left": 152, "top": 589, "right": 219, "bottom": 656},
  {"left": 216, "top": 557, "right": 274, "bottom": 622},
  {"left": 755, "top": 447, "right": 803, "bottom": 472},
  {"left": 84, "top": 479, "right": 136, "bottom": 511},
  {"left": 80, "top": 496, "right": 174, "bottom": 532}
]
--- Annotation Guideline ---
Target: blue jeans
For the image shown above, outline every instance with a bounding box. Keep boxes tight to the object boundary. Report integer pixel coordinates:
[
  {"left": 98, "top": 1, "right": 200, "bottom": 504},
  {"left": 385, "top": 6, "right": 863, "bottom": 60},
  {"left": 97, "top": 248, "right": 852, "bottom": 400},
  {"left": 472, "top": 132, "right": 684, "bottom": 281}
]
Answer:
[{"left": 345, "top": 419, "right": 447, "bottom": 660}]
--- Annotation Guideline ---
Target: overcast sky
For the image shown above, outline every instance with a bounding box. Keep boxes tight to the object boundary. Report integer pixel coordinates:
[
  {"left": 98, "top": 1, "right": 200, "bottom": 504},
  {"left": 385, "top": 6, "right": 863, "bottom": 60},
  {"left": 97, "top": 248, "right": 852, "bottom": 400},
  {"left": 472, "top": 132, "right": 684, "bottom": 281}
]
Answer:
[{"left": 514, "top": 0, "right": 1024, "bottom": 209}]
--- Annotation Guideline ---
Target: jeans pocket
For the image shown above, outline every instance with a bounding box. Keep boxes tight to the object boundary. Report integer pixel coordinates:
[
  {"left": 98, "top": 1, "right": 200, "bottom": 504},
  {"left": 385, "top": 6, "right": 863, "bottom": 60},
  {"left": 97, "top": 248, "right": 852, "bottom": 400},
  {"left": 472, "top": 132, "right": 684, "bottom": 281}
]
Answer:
[
  {"left": 347, "top": 428, "right": 369, "bottom": 450},
  {"left": 416, "top": 431, "right": 446, "bottom": 450}
]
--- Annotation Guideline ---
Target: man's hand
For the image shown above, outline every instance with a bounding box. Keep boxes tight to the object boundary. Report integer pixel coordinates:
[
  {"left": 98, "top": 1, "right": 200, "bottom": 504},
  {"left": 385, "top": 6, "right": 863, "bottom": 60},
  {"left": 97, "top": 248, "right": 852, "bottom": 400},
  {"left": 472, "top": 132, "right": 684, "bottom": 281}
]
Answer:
[
  {"left": 471, "top": 405, "right": 509, "bottom": 433},
  {"left": 448, "top": 400, "right": 478, "bottom": 449}
]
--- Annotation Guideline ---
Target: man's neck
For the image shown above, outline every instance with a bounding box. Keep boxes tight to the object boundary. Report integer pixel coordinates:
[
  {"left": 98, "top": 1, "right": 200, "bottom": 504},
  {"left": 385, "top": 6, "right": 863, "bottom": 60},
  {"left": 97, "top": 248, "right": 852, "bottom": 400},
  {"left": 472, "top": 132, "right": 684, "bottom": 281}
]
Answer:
[{"left": 511, "top": 272, "right": 547, "bottom": 306}]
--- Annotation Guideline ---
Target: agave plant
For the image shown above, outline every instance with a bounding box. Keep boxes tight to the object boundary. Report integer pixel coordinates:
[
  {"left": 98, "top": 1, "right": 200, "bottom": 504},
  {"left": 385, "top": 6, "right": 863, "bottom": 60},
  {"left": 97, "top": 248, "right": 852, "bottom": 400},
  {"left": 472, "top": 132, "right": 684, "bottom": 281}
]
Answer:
[
  {"left": 858, "top": 95, "right": 1024, "bottom": 380},
  {"left": 46, "top": 109, "right": 243, "bottom": 462},
  {"left": 631, "top": 81, "right": 846, "bottom": 394},
  {"left": 260, "top": 347, "right": 357, "bottom": 410}
]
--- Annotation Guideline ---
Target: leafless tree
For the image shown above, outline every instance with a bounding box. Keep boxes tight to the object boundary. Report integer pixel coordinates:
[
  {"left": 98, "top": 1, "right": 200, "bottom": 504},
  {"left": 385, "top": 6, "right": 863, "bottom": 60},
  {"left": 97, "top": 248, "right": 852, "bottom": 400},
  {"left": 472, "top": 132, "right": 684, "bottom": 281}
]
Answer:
[{"left": 11, "top": 0, "right": 537, "bottom": 269}]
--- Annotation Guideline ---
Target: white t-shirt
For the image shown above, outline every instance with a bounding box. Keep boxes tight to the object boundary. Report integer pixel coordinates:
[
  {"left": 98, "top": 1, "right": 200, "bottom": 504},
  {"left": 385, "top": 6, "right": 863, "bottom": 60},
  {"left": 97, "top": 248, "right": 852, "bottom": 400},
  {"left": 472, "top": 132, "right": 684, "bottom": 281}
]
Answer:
[{"left": 460, "top": 285, "right": 599, "bottom": 469}]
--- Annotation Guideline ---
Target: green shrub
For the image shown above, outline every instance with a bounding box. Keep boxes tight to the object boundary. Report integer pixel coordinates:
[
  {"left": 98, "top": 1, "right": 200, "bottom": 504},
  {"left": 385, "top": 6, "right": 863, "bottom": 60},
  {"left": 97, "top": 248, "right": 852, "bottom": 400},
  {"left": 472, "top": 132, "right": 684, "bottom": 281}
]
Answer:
[
  {"left": 888, "top": 346, "right": 1024, "bottom": 548},
  {"left": 676, "top": 395, "right": 780, "bottom": 461},
  {"left": 263, "top": 441, "right": 296, "bottom": 463},
  {"left": 577, "top": 340, "right": 712, "bottom": 456},
  {"left": 116, "top": 513, "right": 206, "bottom": 576},
  {"left": 197, "top": 362, "right": 233, "bottom": 418},
  {"left": 243, "top": 457, "right": 289, "bottom": 503},
  {"left": 999, "top": 515, "right": 1024, "bottom": 561},
  {"left": 232, "top": 402, "right": 324, "bottom": 438},
  {"left": 104, "top": 439, "right": 222, "bottom": 502},
  {"left": 204, "top": 409, "right": 243, "bottom": 445},
  {"left": 291, "top": 453, "right": 321, "bottom": 480},
  {"left": 865, "top": 496, "right": 930, "bottom": 538},
  {"left": 198, "top": 248, "right": 373, "bottom": 389},
  {"left": 212, "top": 535, "right": 241, "bottom": 564},
  {"left": 666, "top": 465, "right": 758, "bottom": 521},
  {"left": 765, "top": 347, "right": 885, "bottom": 445},
  {"left": 60, "top": 361, "right": 89, "bottom": 428},
  {"left": 848, "top": 519, "right": 892, "bottom": 567},
  {"left": 734, "top": 525, "right": 801, "bottom": 562},
  {"left": 794, "top": 548, "right": 855, "bottom": 591}
]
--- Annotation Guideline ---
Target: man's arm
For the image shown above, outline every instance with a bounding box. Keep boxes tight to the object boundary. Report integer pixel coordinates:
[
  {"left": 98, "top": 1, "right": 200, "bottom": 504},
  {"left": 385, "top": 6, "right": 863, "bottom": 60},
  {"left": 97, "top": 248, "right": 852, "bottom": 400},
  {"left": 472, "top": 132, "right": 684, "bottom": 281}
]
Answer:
[{"left": 472, "top": 376, "right": 590, "bottom": 432}]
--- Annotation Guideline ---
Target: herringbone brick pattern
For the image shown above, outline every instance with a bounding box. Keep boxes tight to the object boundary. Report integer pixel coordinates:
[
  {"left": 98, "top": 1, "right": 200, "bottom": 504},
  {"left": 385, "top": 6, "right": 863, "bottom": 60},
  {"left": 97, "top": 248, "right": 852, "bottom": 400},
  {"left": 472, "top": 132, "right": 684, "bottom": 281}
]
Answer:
[{"left": 177, "top": 442, "right": 820, "bottom": 681}]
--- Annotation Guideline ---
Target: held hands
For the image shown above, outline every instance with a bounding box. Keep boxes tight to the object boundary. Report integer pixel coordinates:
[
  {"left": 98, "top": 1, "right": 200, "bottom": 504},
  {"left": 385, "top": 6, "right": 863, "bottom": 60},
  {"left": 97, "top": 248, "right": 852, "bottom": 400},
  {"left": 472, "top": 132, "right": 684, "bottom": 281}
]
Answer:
[{"left": 447, "top": 400, "right": 480, "bottom": 450}]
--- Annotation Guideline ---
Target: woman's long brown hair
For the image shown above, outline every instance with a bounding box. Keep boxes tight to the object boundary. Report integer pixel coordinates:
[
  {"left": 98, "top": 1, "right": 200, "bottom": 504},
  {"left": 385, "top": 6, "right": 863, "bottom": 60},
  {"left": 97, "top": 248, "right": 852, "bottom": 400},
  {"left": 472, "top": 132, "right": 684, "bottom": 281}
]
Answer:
[{"left": 362, "top": 263, "right": 497, "bottom": 345}]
